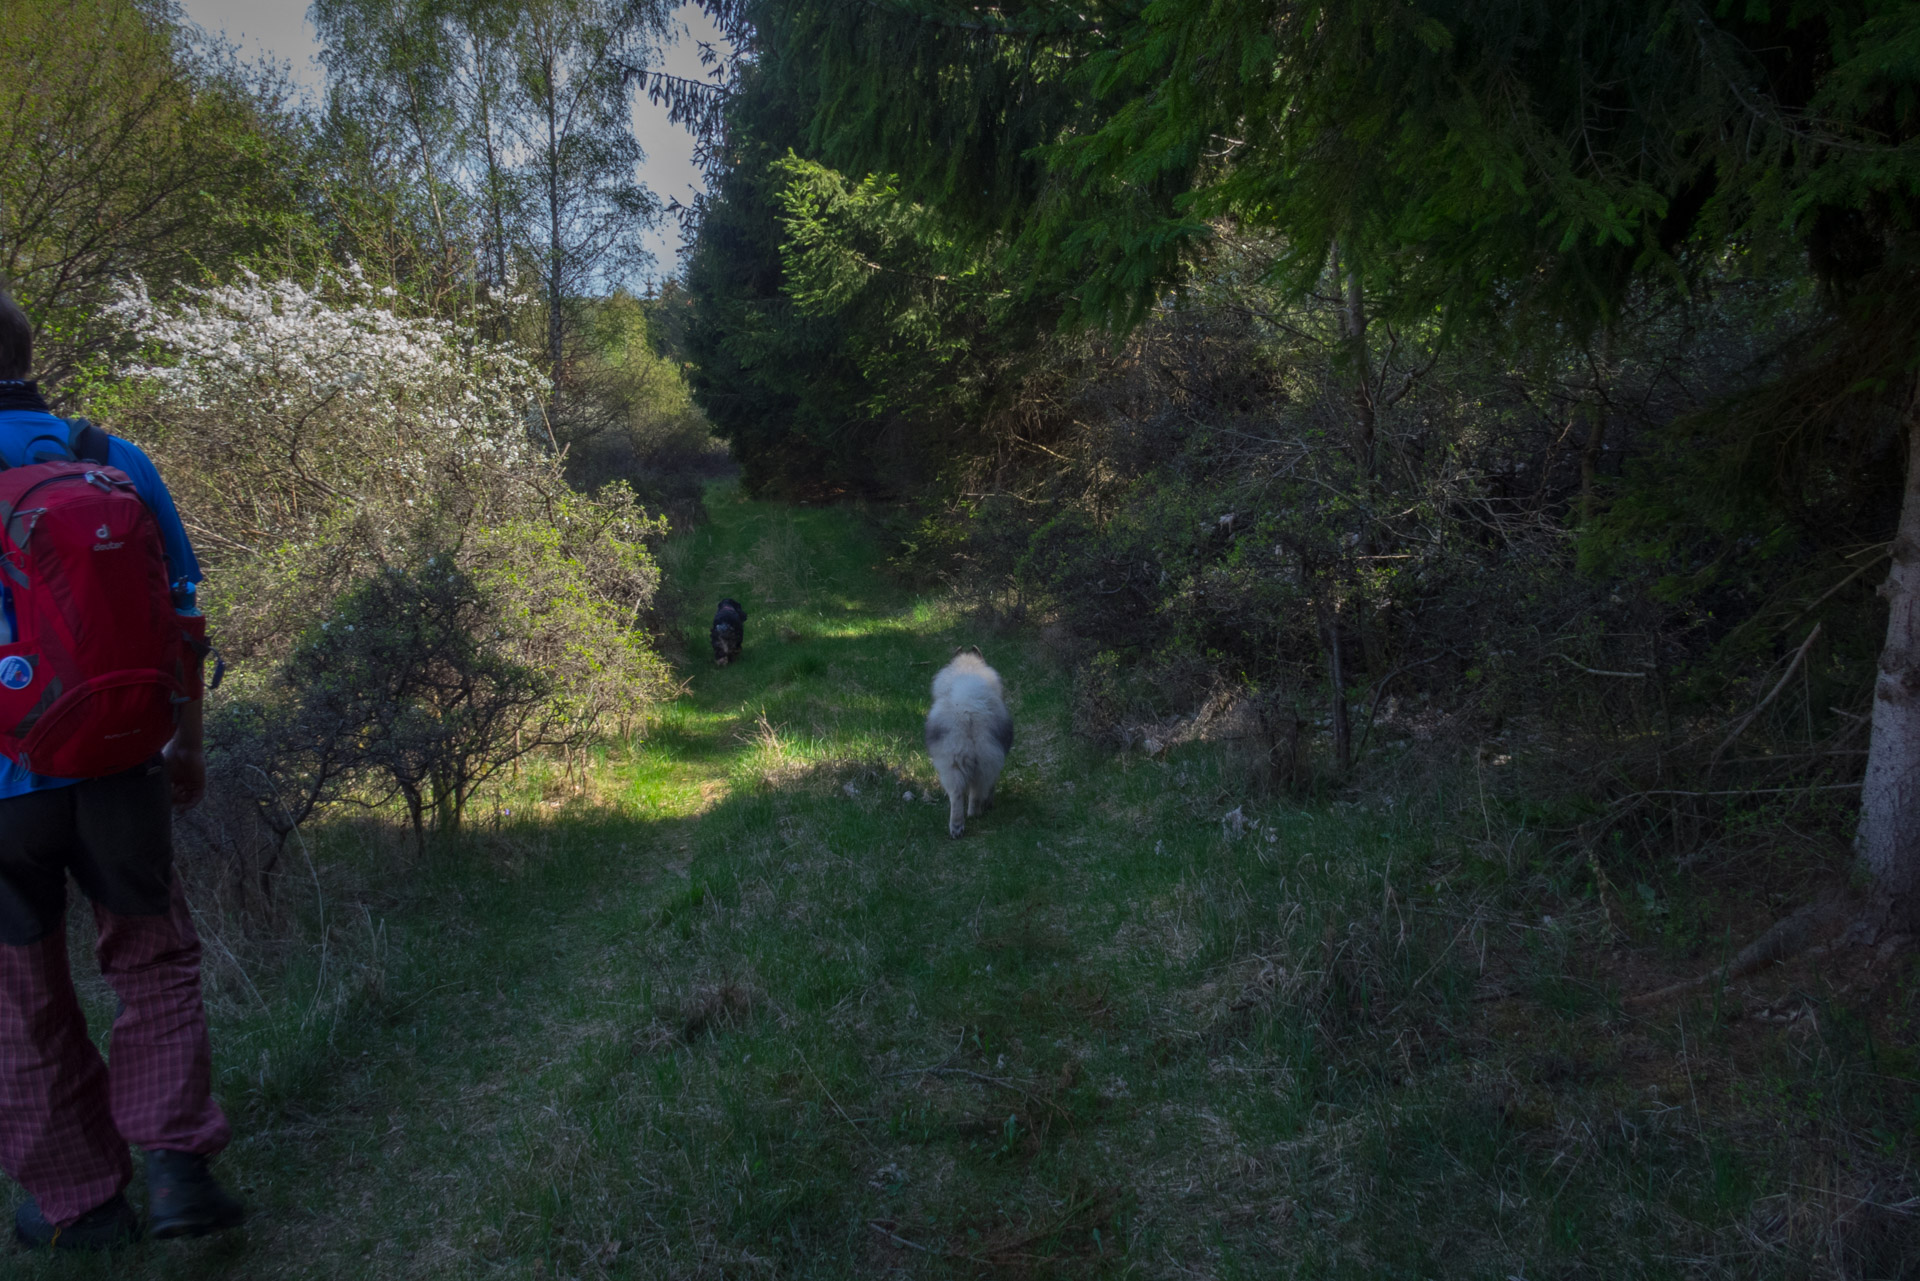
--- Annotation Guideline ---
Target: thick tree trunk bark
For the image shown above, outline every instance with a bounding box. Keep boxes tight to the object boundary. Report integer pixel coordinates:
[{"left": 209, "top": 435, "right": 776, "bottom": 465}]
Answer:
[{"left": 1858, "top": 391, "right": 1920, "bottom": 929}]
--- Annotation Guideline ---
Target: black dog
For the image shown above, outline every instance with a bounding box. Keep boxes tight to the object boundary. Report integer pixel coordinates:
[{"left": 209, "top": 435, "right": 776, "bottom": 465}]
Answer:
[{"left": 711, "top": 598, "right": 747, "bottom": 666}]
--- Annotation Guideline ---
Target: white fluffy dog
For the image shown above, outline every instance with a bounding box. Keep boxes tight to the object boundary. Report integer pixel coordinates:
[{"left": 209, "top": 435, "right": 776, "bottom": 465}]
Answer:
[{"left": 925, "top": 646, "right": 1013, "bottom": 838}]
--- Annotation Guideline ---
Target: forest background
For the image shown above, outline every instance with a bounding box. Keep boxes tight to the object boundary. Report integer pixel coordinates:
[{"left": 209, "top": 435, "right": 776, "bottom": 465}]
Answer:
[
  {"left": 6, "top": 0, "right": 1920, "bottom": 1273},
  {"left": 677, "top": 0, "right": 1920, "bottom": 936}
]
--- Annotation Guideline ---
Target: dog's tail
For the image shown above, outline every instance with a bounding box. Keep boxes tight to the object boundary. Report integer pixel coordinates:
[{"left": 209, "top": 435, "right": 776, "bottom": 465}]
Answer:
[{"left": 952, "top": 747, "right": 979, "bottom": 787}]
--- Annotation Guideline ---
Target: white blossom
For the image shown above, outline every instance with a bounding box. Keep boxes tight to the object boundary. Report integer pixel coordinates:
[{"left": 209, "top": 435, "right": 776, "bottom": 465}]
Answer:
[{"left": 110, "top": 271, "right": 549, "bottom": 486}]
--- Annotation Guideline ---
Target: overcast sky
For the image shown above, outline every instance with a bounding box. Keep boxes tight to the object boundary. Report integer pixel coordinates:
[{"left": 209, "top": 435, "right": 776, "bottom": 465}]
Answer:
[{"left": 175, "top": 0, "right": 726, "bottom": 287}]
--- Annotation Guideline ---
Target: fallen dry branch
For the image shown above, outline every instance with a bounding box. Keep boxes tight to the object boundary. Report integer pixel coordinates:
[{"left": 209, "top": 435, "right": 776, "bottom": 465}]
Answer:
[
  {"left": 1708, "top": 622, "right": 1823, "bottom": 778},
  {"left": 1625, "top": 892, "right": 1852, "bottom": 1009}
]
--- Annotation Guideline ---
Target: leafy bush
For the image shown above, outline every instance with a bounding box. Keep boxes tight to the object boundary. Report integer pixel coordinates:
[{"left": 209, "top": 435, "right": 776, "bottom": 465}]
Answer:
[
  {"left": 559, "top": 291, "right": 732, "bottom": 528},
  {"left": 909, "top": 242, "right": 1877, "bottom": 805},
  {"left": 97, "top": 271, "right": 670, "bottom": 848},
  {"left": 276, "top": 562, "right": 551, "bottom": 849}
]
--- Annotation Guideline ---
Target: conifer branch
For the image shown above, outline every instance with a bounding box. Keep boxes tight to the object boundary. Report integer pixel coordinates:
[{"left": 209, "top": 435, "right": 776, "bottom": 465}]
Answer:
[{"left": 843, "top": 0, "right": 1097, "bottom": 39}]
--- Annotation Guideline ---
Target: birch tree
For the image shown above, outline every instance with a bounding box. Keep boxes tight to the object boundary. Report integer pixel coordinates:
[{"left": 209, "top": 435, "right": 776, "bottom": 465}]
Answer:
[
  {"left": 507, "top": 0, "right": 662, "bottom": 424},
  {"left": 312, "top": 0, "right": 664, "bottom": 390},
  {"left": 313, "top": 0, "right": 479, "bottom": 313}
]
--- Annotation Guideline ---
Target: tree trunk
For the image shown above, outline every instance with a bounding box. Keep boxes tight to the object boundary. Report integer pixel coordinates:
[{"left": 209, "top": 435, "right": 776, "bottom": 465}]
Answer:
[
  {"left": 544, "top": 49, "right": 565, "bottom": 431},
  {"left": 1577, "top": 402, "right": 1607, "bottom": 523},
  {"left": 1577, "top": 329, "right": 1614, "bottom": 523},
  {"left": 400, "top": 71, "right": 454, "bottom": 309},
  {"left": 1334, "top": 238, "right": 1376, "bottom": 476},
  {"left": 1858, "top": 391, "right": 1920, "bottom": 929},
  {"left": 1318, "top": 597, "right": 1352, "bottom": 772},
  {"left": 431, "top": 767, "right": 457, "bottom": 835},
  {"left": 400, "top": 781, "right": 426, "bottom": 857},
  {"left": 475, "top": 38, "right": 510, "bottom": 341}
]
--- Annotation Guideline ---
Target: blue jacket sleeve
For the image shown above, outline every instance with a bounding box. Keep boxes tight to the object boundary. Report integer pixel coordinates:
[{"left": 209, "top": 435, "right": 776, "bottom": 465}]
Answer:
[{"left": 106, "top": 437, "right": 202, "bottom": 586}]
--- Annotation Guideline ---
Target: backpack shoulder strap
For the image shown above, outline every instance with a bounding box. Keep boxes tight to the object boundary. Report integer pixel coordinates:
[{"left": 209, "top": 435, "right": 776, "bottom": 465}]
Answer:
[
  {"left": 65, "top": 418, "right": 111, "bottom": 465},
  {"left": 0, "top": 416, "right": 111, "bottom": 473}
]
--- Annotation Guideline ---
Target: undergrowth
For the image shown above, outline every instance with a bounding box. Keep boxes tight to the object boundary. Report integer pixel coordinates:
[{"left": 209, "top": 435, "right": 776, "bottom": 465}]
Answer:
[{"left": 17, "top": 484, "right": 1917, "bottom": 1280}]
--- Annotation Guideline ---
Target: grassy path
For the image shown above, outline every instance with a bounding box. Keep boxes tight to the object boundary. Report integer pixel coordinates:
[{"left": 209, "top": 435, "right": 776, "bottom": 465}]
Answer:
[{"left": 24, "top": 488, "right": 1915, "bottom": 1280}]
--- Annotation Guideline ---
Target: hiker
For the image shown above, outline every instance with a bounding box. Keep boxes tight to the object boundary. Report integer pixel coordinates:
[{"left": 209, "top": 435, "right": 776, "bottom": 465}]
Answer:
[{"left": 0, "top": 291, "right": 243, "bottom": 1249}]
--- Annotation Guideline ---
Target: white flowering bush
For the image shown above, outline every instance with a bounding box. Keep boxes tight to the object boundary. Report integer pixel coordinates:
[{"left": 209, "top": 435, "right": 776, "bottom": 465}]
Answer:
[
  {"left": 97, "top": 272, "right": 671, "bottom": 843},
  {"left": 106, "top": 271, "right": 547, "bottom": 585}
]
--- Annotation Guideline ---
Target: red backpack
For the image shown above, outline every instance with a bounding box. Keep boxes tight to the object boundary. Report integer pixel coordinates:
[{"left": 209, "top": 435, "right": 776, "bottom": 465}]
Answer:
[{"left": 0, "top": 420, "right": 199, "bottom": 778}]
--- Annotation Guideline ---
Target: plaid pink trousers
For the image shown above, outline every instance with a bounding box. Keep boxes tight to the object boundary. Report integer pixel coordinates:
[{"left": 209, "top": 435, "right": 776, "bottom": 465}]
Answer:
[{"left": 0, "top": 878, "right": 230, "bottom": 1226}]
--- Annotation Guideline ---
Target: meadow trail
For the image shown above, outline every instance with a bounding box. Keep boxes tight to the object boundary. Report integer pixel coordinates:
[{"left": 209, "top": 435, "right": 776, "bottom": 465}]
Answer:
[{"left": 26, "top": 490, "right": 1912, "bottom": 1281}]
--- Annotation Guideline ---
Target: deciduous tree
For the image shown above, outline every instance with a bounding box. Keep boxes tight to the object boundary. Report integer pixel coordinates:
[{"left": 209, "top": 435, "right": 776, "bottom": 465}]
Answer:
[{"left": 0, "top": 0, "right": 291, "bottom": 389}]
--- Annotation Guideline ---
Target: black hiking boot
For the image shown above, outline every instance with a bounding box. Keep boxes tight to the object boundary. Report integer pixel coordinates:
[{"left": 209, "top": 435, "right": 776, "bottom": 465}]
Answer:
[
  {"left": 144, "top": 1149, "right": 244, "bottom": 1239},
  {"left": 13, "top": 1193, "right": 140, "bottom": 1250}
]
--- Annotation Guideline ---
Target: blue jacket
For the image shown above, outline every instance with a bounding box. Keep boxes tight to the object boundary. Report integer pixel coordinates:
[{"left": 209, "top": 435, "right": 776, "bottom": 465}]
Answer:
[{"left": 0, "top": 388, "right": 202, "bottom": 798}]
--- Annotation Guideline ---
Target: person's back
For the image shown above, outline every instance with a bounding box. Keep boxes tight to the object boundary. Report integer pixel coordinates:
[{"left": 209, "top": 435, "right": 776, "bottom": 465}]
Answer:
[{"left": 0, "top": 290, "right": 243, "bottom": 1249}]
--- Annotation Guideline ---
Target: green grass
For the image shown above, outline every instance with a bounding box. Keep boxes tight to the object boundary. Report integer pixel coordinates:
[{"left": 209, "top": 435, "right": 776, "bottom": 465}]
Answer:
[{"left": 16, "top": 485, "right": 1918, "bottom": 1279}]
